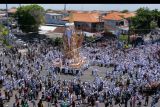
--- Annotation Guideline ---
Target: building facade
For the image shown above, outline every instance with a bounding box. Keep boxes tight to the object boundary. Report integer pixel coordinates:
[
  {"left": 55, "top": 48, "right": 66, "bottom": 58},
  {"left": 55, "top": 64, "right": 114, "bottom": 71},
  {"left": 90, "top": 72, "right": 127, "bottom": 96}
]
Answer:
[
  {"left": 45, "top": 13, "right": 66, "bottom": 25},
  {"left": 62, "top": 12, "right": 104, "bottom": 33},
  {"left": 103, "top": 12, "right": 135, "bottom": 36}
]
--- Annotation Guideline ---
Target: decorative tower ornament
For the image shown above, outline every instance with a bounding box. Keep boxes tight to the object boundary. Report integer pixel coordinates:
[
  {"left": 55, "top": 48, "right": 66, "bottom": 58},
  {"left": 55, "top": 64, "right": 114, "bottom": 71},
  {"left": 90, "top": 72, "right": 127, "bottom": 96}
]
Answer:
[{"left": 62, "top": 12, "right": 85, "bottom": 68}]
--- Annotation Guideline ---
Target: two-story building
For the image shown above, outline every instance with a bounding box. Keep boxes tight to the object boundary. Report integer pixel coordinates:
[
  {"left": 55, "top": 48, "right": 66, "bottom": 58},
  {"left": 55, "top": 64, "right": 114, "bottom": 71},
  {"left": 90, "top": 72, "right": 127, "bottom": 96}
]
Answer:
[
  {"left": 62, "top": 12, "right": 104, "bottom": 33},
  {"left": 45, "top": 13, "right": 66, "bottom": 25},
  {"left": 103, "top": 12, "right": 135, "bottom": 36}
]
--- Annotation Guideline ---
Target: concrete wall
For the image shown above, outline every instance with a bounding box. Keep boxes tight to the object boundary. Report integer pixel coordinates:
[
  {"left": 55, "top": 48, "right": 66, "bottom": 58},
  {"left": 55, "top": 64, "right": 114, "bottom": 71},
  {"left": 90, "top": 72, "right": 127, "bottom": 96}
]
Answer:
[
  {"left": 104, "top": 19, "right": 129, "bottom": 35},
  {"left": 74, "top": 22, "right": 104, "bottom": 33},
  {"left": 75, "top": 22, "right": 92, "bottom": 32},
  {"left": 104, "top": 19, "right": 128, "bottom": 27},
  {"left": 104, "top": 20, "right": 118, "bottom": 27}
]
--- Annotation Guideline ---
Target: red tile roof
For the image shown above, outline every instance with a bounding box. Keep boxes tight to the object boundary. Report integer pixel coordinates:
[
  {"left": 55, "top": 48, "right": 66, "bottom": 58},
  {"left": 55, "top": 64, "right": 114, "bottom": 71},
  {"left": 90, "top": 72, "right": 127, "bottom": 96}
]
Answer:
[
  {"left": 103, "top": 13, "right": 123, "bottom": 21},
  {"left": 8, "top": 8, "right": 17, "bottom": 13},
  {"left": 103, "top": 12, "right": 136, "bottom": 21},
  {"left": 62, "top": 12, "right": 101, "bottom": 23},
  {"left": 122, "top": 12, "right": 136, "bottom": 18}
]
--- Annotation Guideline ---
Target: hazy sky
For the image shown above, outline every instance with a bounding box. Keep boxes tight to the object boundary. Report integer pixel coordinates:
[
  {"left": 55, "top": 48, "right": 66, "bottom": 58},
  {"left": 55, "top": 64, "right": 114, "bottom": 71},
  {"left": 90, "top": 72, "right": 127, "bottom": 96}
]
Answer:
[{"left": 0, "top": 4, "right": 160, "bottom": 11}]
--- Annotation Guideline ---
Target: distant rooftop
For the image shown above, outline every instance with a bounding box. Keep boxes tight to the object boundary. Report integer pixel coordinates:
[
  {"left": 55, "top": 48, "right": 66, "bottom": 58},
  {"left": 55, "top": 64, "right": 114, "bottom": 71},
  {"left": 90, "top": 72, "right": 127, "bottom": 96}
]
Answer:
[
  {"left": 103, "top": 12, "right": 136, "bottom": 20},
  {"left": 8, "top": 8, "right": 17, "bottom": 14},
  {"left": 46, "top": 13, "right": 63, "bottom": 16},
  {"left": 62, "top": 12, "right": 102, "bottom": 23},
  {"left": 0, "top": 11, "right": 5, "bottom": 14}
]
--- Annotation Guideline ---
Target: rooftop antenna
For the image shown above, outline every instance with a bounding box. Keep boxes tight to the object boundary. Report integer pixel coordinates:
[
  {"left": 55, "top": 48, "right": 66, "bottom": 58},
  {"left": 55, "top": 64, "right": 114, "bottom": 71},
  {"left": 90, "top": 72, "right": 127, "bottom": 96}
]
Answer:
[
  {"left": 64, "top": 4, "right": 68, "bottom": 17},
  {"left": 5, "top": 3, "right": 9, "bottom": 29},
  {"left": 64, "top": 4, "right": 66, "bottom": 11}
]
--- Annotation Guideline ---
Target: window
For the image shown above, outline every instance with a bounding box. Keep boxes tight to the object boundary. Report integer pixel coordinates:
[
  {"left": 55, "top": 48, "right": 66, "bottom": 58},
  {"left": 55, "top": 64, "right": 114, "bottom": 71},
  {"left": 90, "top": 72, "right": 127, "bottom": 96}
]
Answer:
[
  {"left": 78, "top": 25, "right": 80, "bottom": 29},
  {"left": 57, "top": 16, "right": 59, "bottom": 19},
  {"left": 116, "top": 22, "right": 119, "bottom": 26},
  {"left": 92, "top": 23, "right": 96, "bottom": 28},
  {"left": 52, "top": 16, "right": 55, "bottom": 19},
  {"left": 54, "top": 16, "right": 57, "bottom": 20},
  {"left": 119, "top": 21, "right": 124, "bottom": 26},
  {"left": 85, "top": 23, "right": 88, "bottom": 27},
  {"left": 75, "top": 23, "right": 81, "bottom": 29},
  {"left": 59, "top": 16, "right": 61, "bottom": 19}
]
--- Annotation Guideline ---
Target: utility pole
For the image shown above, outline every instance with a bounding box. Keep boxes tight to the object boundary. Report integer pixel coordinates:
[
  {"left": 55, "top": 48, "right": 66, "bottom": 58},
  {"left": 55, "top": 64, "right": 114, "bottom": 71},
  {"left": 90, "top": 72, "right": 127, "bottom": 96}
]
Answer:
[
  {"left": 6, "top": 3, "right": 9, "bottom": 29},
  {"left": 64, "top": 4, "right": 66, "bottom": 12},
  {"left": 64, "top": 4, "right": 67, "bottom": 17},
  {"left": 5, "top": 2, "right": 10, "bottom": 44},
  {"left": 17, "top": 4, "right": 21, "bottom": 33}
]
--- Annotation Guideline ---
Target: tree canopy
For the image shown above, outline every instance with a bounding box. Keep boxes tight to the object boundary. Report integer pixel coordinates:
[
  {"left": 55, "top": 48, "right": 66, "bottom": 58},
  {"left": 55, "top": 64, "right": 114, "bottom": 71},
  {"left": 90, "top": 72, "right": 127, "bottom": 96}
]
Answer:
[
  {"left": 15, "top": 4, "right": 45, "bottom": 33},
  {"left": 46, "top": 9, "right": 53, "bottom": 12},
  {"left": 0, "top": 24, "right": 9, "bottom": 46},
  {"left": 54, "top": 37, "right": 63, "bottom": 47},
  {"left": 121, "top": 9, "right": 129, "bottom": 13},
  {"left": 0, "top": 24, "right": 9, "bottom": 37},
  {"left": 130, "top": 7, "right": 160, "bottom": 34}
]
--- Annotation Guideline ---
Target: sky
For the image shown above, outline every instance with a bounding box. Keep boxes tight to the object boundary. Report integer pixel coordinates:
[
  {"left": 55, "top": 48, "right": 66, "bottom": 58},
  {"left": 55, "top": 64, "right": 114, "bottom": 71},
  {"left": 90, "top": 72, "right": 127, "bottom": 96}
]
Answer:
[{"left": 0, "top": 4, "right": 160, "bottom": 11}]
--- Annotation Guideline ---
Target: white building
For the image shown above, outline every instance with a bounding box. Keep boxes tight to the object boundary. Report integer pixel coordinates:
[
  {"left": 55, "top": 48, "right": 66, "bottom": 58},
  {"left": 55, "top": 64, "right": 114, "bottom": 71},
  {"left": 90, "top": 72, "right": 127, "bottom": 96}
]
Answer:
[
  {"left": 45, "top": 13, "right": 66, "bottom": 25},
  {"left": 103, "top": 12, "right": 135, "bottom": 36}
]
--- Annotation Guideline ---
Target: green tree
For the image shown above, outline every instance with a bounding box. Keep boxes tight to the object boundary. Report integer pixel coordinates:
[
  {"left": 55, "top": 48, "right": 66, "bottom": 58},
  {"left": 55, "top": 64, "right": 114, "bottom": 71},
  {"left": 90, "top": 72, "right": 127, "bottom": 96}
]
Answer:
[
  {"left": 46, "top": 9, "right": 52, "bottom": 12},
  {"left": 151, "top": 9, "right": 160, "bottom": 27},
  {"left": 119, "top": 35, "right": 128, "bottom": 42},
  {"left": 15, "top": 4, "right": 45, "bottom": 33},
  {"left": 150, "top": 20, "right": 158, "bottom": 29},
  {"left": 54, "top": 37, "right": 63, "bottom": 47},
  {"left": 85, "top": 36, "right": 95, "bottom": 42},
  {"left": 130, "top": 7, "right": 160, "bottom": 34},
  {"left": 121, "top": 9, "right": 129, "bottom": 13},
  {"left": 0, "top": 24, "right": 9, "bottom": 38},
  {"left": 0, "top": 24, "right": 9, "bottom": 45}
]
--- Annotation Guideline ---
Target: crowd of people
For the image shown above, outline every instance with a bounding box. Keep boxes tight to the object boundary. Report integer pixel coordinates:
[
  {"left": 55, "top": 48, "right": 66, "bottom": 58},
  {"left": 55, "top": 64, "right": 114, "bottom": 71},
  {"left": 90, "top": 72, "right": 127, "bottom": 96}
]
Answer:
[{"left": 0, "top": 36, "right": 160, "bottom": 107}]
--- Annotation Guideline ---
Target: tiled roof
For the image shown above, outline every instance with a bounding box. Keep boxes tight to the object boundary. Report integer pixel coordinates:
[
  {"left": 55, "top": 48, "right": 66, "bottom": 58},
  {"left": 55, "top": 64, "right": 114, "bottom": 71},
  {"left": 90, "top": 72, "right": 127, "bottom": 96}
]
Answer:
[
  {"left": 122, "top": 12, "right": 136, "bottom": 18},
  {"left": 103, "top": 12, "right": 136, "bottom": 21},
  {"left": 8, "top": 8, "right": 17, "bottom": 13},
  {"left": 103, "top": 13, "right": 123, "bottom": 21},
  {"left": 62, "top": 12, "right": 101, "bottom": 23}
]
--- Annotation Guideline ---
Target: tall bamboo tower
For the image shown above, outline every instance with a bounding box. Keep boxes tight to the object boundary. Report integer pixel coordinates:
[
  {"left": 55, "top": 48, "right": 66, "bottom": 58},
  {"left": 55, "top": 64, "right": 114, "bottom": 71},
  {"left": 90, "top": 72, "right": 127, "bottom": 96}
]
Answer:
[{"left": 62, "top": 13, "right": 84, "bottom": 68}]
